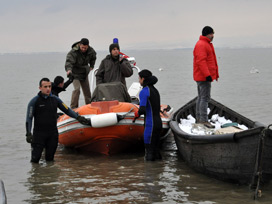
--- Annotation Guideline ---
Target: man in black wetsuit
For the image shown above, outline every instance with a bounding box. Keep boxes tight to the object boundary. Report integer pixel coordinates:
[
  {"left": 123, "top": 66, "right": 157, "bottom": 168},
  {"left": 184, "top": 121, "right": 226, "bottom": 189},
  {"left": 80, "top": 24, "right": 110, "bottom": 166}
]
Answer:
[
  {"left": 51, "top": 75, "right": 73, "bottom": 97},
  {"left": 25, "top": 78, "right": 89, "bottom": 163},
  {"left": 134, "top": 69, "right": 162, "bottom": 161}
]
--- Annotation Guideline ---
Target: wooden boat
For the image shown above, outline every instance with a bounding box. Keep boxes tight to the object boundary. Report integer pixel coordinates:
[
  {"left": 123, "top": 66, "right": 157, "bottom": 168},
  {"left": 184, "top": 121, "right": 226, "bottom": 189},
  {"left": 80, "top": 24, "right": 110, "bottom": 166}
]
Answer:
[
  {"left": 57, "top": 100, "right": 172, "bottom": 155},
  {"left": 170, "top": 97, "right": 272, "bottom": 190}
]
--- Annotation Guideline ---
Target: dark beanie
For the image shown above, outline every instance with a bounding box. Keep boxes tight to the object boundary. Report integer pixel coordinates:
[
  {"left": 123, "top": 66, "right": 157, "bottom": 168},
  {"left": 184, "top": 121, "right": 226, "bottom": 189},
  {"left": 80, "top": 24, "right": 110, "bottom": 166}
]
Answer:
[
  {"left": 139, "top": 69, "right": 152, "bottom": 78},
  {"left": 80, "top": 38, "right": 89, "bottom": 45},
  {"left": 109, "top": 43, "right": 120, "bottom": 53},
  {"left": 202, "top": 26, "right": 214, "bottom": 36}
]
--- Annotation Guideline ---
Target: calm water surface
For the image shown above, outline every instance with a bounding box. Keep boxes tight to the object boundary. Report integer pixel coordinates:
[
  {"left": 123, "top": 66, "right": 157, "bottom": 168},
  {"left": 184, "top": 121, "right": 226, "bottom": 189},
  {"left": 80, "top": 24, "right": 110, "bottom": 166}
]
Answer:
[{"left": 1, "top": 48, "right": 272, "bottom": 203}]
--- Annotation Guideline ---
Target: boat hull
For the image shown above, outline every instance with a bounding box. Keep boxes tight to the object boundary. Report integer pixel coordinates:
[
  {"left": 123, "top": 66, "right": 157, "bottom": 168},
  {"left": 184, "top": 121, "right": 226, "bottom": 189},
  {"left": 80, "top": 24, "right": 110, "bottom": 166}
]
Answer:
[
  {"left": 57, "top": 101, "right": 172, "bottom": 155},
  {"left": 170, "top": 97, "right": 272, "bottom": 185},
  {"left": 59, "top": 123, "right": 145, "bottom": 155}
]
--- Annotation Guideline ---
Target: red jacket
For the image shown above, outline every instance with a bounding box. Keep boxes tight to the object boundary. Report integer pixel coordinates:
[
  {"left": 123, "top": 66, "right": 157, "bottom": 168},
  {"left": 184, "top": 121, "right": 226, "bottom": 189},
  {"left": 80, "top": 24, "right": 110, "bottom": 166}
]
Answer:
[{"left": 193, "top": 36, "right": 219, "bottom": 81}]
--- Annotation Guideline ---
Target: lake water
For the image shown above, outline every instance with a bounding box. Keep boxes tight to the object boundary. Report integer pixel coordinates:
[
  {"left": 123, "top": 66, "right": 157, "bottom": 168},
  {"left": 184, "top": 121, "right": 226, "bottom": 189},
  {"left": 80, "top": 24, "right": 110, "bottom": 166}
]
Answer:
[{"left": 1, "top": 48, "right": 272, "bottom": 203}]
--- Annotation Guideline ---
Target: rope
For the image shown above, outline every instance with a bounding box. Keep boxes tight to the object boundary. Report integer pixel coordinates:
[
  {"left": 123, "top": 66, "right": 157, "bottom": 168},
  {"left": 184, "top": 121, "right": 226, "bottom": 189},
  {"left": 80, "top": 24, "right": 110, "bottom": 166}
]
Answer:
[{"left": 252, "top": 124, "right": 272, "bottom": 199}]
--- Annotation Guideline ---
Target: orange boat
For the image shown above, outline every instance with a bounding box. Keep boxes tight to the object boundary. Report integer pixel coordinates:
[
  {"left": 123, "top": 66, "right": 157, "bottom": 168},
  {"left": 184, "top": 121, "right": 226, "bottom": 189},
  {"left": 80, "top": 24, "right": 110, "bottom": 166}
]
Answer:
[
  {"left": 57, "top": 52, "right": 173, "bottom": 155},
  {"left": 57, "top": 100, "right": 172, "bottom": 155}
]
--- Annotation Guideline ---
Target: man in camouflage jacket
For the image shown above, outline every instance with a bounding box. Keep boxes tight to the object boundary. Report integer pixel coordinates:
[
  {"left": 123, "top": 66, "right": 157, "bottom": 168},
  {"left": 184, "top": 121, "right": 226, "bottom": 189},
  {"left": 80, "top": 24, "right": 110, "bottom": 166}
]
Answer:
[{"left": 65, "top": 38, "right": 96, "bottom": 109}]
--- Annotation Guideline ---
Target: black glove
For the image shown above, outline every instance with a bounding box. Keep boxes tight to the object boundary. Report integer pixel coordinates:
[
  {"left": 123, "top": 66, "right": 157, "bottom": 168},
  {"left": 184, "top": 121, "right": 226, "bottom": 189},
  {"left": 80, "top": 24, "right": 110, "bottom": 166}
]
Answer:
[
  {"left": 77, "top": 115, "right": 90, "bottom": 125},
  {"left": 206, "top": 75, "right": 213, "bottom": 82},
  {"left": 68, "top": 73, "right": 74, "bottom": 81},
  {"left": 26, "top": 132, "right": 33, "bottom": 143}
]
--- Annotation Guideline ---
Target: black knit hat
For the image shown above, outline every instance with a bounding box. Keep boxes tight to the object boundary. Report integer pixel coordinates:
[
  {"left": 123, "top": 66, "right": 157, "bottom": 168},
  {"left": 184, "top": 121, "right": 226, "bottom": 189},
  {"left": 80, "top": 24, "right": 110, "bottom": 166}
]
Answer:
[
  {"left": 202, "top": 26, "right": 214, "bottom": 36},
  {"left": 80, "top": 38, "right": 89, "bottom": 45},
  {"left": 139, "top": 69, "right": 152, "bottom": 78},
  {"left": 109, "top": 43, "right": 120, "bottom": 53}
]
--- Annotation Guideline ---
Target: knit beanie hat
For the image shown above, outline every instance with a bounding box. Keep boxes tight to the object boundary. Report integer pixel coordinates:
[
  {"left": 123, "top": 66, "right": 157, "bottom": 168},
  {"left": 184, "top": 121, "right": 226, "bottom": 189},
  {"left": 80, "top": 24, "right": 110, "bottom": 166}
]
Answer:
[
  {"left": 202, "top": 26, "right": 214, "bottom": 36},
  {"left": 139, "top": 69, "right": 152, "bottom": 78},
  {"left": 109, "top": 43, "right": 120, "bottom": 53},
  {"left": 80, "top": 38, "right": 89, "bottom": 45}
]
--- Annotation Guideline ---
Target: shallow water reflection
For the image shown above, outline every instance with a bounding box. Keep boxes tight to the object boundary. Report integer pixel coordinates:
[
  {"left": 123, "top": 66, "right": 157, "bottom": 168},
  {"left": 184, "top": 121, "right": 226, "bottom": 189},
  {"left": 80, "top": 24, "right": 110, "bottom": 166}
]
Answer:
[
  {"left": 21, "top": 142, "right": 272, "bottom": 204},
  {"left": 24, "top": 147, "right": 189, "bottom": 203}
]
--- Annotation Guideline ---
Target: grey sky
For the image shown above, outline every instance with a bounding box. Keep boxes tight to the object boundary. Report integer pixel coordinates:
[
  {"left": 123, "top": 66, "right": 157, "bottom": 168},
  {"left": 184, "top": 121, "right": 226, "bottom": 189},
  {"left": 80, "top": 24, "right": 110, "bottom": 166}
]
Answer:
[{"left": 1, "top": 0, "right": 272, "bottom": 53}]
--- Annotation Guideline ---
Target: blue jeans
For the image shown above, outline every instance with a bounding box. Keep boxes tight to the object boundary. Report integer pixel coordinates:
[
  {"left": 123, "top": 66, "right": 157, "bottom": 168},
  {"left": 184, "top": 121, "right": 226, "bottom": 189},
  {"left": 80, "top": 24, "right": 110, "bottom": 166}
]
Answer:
[{"left": 196, "top": 81, "right": 211, "bottom": 122}]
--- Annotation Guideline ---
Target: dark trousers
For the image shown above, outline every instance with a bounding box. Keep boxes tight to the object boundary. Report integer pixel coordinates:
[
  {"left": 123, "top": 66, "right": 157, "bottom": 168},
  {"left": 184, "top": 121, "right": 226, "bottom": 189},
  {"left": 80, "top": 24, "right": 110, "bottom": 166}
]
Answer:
[
  {"left": 31, "top": 131, "right": 58, "bottom": 163},
  {"left": 70, "top": 79, "right": 92, "bottom": 109},
  {"left": 196, "top": 81, "right": 211, "bottom": 122},
  {"left": 144, "top": 128, "right": 162, "bottom": 161}
]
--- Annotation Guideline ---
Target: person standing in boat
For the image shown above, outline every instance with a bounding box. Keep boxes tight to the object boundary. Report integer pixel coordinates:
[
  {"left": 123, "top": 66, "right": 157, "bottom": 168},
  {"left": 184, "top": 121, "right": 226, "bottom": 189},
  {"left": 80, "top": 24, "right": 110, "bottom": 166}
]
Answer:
[
  {"left": 51, "top": 75, "right": 74, "bottom": 97},
  {"left": 95, "top": 43, "right": 133, "bottom": 87},
  {"left": 65, "top": 38, "right": 97, "bottom": 109},
  {"left": 25, "top": 78, "right": 90, "bottom": 163},
  {"left": 134, "top": 69, "right": 162, "bottom": 161},
  {"left": 193, "top": 26, "right": 219, "bottom": 128}
]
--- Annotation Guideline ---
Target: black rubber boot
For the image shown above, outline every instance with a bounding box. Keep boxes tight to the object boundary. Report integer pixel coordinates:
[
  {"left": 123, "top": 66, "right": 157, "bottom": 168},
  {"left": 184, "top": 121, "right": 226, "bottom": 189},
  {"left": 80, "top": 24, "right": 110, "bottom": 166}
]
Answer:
[
  {"left": 144, "top": 144, "right": 155, "bottom": 161},
  {"left": 155, "top": 150, "right": 162, "bottom": 160},
  {"left": 154, "top": 137, "right": 162, "bottom": 160}
]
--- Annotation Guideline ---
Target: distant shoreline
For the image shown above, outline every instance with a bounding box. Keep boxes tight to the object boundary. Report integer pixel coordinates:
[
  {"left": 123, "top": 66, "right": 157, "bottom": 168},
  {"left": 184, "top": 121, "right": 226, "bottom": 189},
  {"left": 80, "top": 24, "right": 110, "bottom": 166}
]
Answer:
[{"left": 1, "top": 47, "right": 272, "bottom": 55}]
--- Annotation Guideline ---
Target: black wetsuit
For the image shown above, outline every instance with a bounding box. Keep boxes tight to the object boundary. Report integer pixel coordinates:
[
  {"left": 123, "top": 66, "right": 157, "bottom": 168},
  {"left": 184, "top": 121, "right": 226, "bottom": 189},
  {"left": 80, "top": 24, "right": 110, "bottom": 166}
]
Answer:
[
  {"left": 138, "top": 76, "right": 162, "bottom": 160},
  {"left": 51, "top": 78, "right": 73, "bottom": 97},
  {"left": 26, "top": 92, "right": 78, "bottom": 163}
]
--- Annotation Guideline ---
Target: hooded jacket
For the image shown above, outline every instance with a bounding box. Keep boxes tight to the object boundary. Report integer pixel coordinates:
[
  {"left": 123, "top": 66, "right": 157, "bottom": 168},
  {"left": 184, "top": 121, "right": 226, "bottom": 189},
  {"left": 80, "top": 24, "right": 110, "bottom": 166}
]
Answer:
[
  {"left": 193, "top": 36, "right": 219, "bottom": 81},
  {"left": 138, "top": 76, "right": 162, "bottom": 144},
  {"left": 96, "top": 55, "right": 133, "bottom": 87},
  {"left": 65, "top": 41, "right": 97, "bottom": 81}
]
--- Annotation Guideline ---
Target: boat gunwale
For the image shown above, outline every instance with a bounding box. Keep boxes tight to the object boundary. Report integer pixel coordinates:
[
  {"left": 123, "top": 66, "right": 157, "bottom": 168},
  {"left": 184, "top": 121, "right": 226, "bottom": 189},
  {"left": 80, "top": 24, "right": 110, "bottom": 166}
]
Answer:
[
  {"left": 171, "top": 96, "right": 266, "bottom": 143},
  {"left": 170, "top": 120, "right": 265, "bottom": 143}
]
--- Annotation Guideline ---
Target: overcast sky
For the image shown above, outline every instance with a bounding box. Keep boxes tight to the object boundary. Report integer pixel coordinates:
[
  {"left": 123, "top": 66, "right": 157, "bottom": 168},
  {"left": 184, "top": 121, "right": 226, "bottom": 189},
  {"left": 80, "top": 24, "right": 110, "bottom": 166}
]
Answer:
[{"left": 1, "top": 0, "right": 272, "bottom": 53}]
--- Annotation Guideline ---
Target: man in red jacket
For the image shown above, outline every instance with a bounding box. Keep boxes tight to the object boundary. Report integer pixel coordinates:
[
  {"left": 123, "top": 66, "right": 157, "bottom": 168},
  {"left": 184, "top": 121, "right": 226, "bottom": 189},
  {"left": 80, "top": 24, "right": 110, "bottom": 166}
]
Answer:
[{"left": 193, "top": 26, "right": 219, "bottom": 128}]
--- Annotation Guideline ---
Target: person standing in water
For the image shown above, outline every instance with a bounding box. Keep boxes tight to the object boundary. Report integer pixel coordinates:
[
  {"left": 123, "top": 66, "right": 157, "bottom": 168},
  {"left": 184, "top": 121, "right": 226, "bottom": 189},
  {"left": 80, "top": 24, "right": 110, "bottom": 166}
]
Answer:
[
  {"left": 26, "top": 78, "right": 90, "bottom": 163},
  {"left": 134, "top": 69, "right": 162, "bottom": 161}
]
